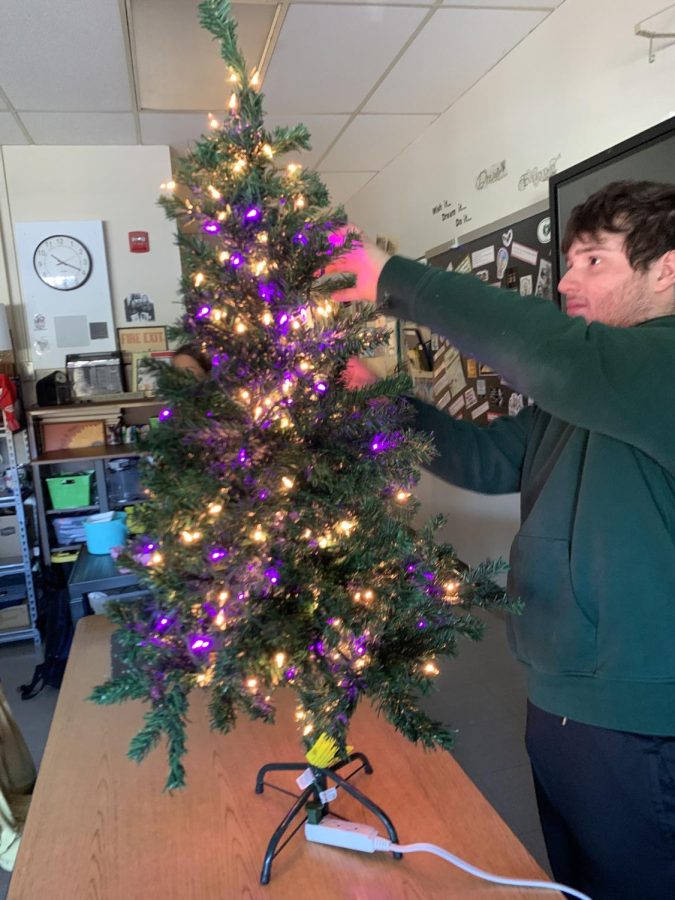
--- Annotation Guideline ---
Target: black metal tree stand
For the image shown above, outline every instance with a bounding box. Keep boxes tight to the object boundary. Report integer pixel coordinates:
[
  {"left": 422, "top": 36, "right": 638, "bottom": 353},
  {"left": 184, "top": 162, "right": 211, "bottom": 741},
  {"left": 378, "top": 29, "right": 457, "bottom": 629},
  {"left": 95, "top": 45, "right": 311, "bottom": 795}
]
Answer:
[{"left": 255, "top": 751, "right": 402, "bottom": 884}]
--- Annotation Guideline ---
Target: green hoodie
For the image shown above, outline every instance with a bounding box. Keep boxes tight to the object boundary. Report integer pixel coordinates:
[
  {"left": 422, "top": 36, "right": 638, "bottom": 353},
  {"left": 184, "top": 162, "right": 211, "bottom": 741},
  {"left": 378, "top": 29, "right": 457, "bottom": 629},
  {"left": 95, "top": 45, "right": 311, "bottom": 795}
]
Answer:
[{"left": 379, "top": 255, "right": 675, "bottom": 735}]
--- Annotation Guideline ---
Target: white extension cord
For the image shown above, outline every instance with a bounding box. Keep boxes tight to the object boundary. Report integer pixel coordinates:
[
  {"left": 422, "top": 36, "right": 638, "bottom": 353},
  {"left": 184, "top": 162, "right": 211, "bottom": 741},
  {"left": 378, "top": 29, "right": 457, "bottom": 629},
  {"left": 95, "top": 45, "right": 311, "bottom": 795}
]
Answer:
[{"left": 305, "top": 815, "right": 594, "bottom": 900}]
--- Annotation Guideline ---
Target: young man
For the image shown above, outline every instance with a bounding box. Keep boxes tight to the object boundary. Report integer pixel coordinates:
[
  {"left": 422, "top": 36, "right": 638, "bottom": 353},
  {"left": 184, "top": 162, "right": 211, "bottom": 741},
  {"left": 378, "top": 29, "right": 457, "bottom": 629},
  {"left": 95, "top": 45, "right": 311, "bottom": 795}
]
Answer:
[{"left": 332, "top": 181, "right": 675, "bottom": 899}]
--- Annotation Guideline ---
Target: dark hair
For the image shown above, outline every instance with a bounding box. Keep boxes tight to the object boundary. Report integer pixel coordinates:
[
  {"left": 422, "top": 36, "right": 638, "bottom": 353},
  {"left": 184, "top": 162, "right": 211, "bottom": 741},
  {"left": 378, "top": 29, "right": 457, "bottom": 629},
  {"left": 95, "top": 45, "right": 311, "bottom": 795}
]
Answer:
[
  {"left": 174, "top": 344, "right": 212, "bottom": 373},
  {"left": 561, "top": 180, "right": 675, "bottom": 271}
]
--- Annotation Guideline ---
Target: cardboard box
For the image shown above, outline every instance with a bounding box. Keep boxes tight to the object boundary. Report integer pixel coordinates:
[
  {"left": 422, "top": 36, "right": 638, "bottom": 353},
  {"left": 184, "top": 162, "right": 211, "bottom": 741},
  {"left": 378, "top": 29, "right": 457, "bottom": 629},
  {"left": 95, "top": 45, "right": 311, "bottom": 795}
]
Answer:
[
  {"left": 0, "top": 603, "right": 29, "bottom": 630},
  {"left": 0, "top": 514, "right": 21, "bottom": 560}
]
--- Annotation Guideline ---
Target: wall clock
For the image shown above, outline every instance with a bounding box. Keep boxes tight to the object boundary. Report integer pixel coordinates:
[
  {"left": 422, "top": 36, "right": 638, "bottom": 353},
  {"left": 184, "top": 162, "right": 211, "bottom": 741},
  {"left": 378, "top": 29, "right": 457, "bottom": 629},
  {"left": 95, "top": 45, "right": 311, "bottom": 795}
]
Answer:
[{"left": 33, "top": 234, "right": 92, "bottom": 291}]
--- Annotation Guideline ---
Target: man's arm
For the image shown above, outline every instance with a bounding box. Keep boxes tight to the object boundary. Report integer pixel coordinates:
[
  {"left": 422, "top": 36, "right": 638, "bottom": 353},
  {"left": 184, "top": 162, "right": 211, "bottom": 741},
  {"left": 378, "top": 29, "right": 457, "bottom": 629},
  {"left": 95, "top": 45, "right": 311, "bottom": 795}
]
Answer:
[
  {"left": 409, "top": 398, "right": 533, "bottom": 494},
  {"left": 379, "top": 257, "right": 675, "bottom": 471}
]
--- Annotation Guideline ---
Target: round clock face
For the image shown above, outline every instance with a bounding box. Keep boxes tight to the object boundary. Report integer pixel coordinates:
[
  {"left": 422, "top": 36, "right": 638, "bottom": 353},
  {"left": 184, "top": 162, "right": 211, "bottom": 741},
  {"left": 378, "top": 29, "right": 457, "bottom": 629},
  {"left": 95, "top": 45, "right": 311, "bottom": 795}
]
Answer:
[{"left": 33, "top": 235, "right": 92, "bottom": 291}]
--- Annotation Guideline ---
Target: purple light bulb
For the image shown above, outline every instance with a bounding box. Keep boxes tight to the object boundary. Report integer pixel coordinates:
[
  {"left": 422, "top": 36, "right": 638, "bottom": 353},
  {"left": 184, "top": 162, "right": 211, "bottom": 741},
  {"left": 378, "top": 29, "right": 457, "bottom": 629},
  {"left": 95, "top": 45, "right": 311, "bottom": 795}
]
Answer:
[{"left": 159, "top": 408, "right": 172, "bottom": 421}]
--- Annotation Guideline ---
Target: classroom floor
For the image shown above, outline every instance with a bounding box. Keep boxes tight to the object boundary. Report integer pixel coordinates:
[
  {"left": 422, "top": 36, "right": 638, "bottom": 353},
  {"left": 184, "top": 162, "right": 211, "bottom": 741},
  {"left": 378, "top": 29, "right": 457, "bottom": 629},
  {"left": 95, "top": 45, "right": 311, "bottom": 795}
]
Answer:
[{"left": 0, "top": 609, "right": 550, "bottom": 898}]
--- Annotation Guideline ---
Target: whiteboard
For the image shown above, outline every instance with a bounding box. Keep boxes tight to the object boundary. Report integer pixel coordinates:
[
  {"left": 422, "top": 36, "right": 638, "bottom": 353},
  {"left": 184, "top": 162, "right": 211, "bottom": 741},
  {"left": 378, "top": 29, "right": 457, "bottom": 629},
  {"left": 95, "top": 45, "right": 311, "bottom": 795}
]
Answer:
[{"left": 13, "top": 220, "right": 116, "bottom": 371}]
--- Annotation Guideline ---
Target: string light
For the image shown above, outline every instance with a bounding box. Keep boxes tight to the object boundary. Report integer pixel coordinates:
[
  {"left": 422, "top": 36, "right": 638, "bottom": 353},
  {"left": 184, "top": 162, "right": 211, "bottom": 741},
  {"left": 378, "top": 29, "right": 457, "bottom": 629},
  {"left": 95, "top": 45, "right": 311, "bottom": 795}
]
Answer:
[
  {"left": 396, "top": 490, "right": 411, "bottom": 503},
  {"left": 208, "top": 502, "right": 223, "bottom": 515},
  {"left": 423, "top": 661, "right": 440, "bottom": 676},
  {"left": 246, "top": 677, "right": 258, "bottom": 690},
  {"left": 252, "top": 524, "right": 267, "bottom": 542},
  {"left": 294, "top": 196, "right": 306, "bottom": 210},
  {"left": 281, "top": 476, "right": 294, "bottom": 489},
  {"left": 208, "top": 115, "right": 220, "bottom": 130},
  {"left": 287, "top": 163, "right": 301, "bottom": 175},
  {"left": 274, "top": 652, "right": 286, "bottom": 667},
  {"left": 339, "top": 520, "right": 355, "bottom": 534},
  {"left": 193, "top": 272, "right": 205, "bottom": 287},
  {"left": 235, "top": 320, "right": 247, "bottom": 334},
  {"left": 262, "top": 144, "right": 274, "bottom": 159},
  {"left": 249, "top": 69, "right": 260, "bottom": 87},
  {"left": 228, "top": 92, "right": 238, "bottom": 113},
  {"left": 208, "top": 185, "right": 221, "bottom": 199}
]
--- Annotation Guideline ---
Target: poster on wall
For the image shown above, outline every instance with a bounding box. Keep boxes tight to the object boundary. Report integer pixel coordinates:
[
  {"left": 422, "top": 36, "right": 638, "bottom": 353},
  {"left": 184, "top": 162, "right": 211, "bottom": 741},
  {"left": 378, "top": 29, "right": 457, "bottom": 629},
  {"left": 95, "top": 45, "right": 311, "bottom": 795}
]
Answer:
[{"left": 422, "top": 209, "right": 553, "bottom": 425}]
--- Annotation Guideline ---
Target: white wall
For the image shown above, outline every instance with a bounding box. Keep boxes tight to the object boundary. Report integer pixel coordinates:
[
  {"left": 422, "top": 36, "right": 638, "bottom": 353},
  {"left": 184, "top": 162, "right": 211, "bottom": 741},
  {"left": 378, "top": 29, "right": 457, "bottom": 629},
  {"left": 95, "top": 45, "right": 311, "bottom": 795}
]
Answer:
[
  {"left": 348, "top": 0, "right": 675, "bottom": 567},
  {"left": 0, "top": 145, "right": 182, "bottom": 376},
  {"left": 348, "top": 0, "right": 675, "bottom": 258}
]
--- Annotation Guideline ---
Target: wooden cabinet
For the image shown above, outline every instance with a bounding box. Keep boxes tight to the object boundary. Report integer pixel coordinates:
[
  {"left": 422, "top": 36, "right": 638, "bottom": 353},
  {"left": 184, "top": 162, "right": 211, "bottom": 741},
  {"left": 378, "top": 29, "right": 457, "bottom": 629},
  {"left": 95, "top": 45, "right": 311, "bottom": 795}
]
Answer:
[{"left": 27, "top": 401, "right": 159, "bottom": 623}]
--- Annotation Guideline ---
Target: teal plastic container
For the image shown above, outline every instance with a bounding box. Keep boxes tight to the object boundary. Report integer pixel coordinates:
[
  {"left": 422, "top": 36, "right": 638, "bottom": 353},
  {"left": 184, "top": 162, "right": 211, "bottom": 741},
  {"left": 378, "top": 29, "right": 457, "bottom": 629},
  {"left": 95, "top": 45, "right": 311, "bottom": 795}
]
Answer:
[{"left": 83, "top": 511, "right": 127, "bottom": 555}]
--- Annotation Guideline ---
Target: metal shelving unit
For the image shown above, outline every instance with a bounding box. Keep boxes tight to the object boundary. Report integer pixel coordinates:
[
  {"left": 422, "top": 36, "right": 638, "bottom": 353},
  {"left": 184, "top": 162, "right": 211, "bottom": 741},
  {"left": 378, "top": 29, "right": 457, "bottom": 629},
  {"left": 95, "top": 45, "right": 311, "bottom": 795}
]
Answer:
[{"left": 0, "top": 416, "right": 40, "bottom": 646}]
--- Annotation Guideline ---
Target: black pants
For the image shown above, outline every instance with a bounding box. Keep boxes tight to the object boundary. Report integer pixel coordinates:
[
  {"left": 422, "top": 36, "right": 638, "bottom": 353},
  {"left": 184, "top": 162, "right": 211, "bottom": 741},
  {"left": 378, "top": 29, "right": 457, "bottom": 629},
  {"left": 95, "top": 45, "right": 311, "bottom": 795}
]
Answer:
[{"left": 525, "top": 701, "right": 675, "bottom": 900}]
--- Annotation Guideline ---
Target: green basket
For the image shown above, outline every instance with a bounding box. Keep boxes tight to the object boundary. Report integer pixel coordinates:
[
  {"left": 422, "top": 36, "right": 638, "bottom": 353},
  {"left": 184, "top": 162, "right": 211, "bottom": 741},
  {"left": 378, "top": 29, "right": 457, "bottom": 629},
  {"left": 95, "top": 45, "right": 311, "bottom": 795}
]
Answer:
[{"left": 46, "top": 472, "right": 93, "bottom": 510}]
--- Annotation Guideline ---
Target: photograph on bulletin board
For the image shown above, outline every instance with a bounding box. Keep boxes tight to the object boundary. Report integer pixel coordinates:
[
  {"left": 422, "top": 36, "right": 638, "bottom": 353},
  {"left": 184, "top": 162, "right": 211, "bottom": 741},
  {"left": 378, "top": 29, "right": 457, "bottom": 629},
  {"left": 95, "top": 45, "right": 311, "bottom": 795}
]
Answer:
[{"left": 421, "top": 209, "right": 553, "bottom": 426}]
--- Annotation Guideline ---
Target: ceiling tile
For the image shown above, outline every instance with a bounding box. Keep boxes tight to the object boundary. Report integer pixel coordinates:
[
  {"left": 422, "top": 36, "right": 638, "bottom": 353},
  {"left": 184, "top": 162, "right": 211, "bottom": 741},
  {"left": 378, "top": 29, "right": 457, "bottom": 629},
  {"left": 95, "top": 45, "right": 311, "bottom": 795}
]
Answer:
[
  {"left": 442, "top": 1, "right": 560, "bottom": 6},
  {"left": 320, "top": 114, "right": 436, "bottom": 171},
  {"left": 263, "top": 5, "right": 428, "bottom": 115},
  {"left": 18, "top": 113, "right": 138, "bottom": 145},
  {"left": 365, "top": 6, "right": 548, "bottom": 113},
  {"left": 131, "top": 0, "right": 276, "bottom": 110},
  {"left": 0, "top": 0, "right": 132, "bottom": 111},
  {"left": 140, "top": 112, "right": 215, "bottom": 151},
  {"left": 264, "top": 115, "right": 350, "bottom": 167},
  {"left": 0, "top": 112, "right": 28, "bottom": 145},
  {"left": 320, "top": 172, "right": 377, "bottom": 207}
]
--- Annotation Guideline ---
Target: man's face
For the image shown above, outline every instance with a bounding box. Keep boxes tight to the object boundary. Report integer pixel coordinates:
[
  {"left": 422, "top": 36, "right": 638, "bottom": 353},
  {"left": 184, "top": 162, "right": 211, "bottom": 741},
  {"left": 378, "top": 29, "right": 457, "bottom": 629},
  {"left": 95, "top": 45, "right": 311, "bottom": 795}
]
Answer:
[{"left": 558, "top": 231, "right": 657, "bottom": 327}]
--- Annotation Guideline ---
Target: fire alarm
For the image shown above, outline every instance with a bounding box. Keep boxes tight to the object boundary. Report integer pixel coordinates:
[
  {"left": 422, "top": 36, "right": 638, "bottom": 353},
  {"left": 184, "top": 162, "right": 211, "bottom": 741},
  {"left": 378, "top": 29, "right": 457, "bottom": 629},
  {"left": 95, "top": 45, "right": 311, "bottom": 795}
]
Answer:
[{"left": 128, "top": 231, "right": 150, "bottom": 253}]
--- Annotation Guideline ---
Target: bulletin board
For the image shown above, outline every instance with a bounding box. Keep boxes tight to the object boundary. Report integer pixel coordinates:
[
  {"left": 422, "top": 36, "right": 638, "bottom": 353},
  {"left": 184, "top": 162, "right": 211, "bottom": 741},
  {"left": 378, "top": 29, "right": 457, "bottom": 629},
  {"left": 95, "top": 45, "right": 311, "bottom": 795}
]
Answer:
[{"left": 423, "top": 209, "right": 553, "bottom": 425}]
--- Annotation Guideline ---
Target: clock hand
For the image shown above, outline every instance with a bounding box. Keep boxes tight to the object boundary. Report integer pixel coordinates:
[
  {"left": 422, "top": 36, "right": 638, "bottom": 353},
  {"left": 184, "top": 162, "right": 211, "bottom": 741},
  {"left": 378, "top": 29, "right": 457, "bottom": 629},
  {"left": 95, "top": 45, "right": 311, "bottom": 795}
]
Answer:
[{"left": 51, "top": 254, "right": 81, "bottom": 271}]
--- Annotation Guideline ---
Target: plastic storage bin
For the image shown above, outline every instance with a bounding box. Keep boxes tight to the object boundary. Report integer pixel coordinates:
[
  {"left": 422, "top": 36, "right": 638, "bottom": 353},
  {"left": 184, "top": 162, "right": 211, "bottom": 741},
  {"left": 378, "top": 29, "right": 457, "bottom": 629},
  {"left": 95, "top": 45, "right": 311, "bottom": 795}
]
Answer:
[
  {"left": 107, "top": 458, "right": 144, "bottom": 503},
  {"left": 46, "top": 472, "right": 93, "bottom": 509},
  {"left": 83, "top": 511, "right": 127, "bottom": 555},
  {"left": 53, "top": 516, "right": 88, "bottom": 546}
]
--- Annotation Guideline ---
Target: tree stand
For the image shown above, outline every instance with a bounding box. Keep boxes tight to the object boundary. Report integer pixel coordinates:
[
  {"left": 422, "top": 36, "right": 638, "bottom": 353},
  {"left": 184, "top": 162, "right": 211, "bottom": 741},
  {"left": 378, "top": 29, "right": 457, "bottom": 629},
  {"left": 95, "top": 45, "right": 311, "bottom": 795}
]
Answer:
[{"left": 255, "top": 751, "right": 402, "bottom": 884}]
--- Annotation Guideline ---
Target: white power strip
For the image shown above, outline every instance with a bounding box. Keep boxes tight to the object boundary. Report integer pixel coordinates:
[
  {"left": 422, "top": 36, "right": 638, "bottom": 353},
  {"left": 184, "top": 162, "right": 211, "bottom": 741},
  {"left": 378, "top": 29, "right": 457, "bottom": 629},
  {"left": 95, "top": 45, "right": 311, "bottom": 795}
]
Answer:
[{"left": 305, "top": 815, "right": 380, "bottom": 853}]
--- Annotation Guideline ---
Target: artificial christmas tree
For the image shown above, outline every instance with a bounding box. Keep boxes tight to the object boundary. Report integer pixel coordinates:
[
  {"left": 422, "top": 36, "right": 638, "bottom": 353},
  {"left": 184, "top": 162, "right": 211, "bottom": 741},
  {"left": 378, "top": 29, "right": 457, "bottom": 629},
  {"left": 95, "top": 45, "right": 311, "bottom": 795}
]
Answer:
[{"left": 91, "top": 0, "right": 514, "bottom": 802}]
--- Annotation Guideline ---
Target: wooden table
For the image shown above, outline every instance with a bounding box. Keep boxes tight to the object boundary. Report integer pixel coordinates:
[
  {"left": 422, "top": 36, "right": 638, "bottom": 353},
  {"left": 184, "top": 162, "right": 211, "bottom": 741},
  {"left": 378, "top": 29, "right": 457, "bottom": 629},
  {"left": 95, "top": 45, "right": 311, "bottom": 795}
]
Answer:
[{"left": 9, "top": 617, "right": 561, "bottom": 899}]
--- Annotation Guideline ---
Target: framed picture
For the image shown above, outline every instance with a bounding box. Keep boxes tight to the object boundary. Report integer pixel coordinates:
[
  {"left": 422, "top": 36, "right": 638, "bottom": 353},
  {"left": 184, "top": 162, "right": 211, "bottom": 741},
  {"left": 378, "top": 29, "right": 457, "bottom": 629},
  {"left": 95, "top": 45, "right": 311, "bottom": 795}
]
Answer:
[
  {"left": 132, "top": 350, "right": 175, "bottom": 395},
  {"left": 117, "top": 326, "right": 168, "bottom": 363}
]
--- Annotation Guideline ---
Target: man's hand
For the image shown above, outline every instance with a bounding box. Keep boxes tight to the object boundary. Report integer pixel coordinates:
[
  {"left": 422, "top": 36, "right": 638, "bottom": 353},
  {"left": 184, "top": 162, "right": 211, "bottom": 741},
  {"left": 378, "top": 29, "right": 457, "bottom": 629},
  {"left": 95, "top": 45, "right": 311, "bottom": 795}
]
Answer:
[
  {"left": 342, "top": 357, "right": 380, "bottom": 389},
  {"left": 325, "top": 228, "right": 390, "bottom": 304}
]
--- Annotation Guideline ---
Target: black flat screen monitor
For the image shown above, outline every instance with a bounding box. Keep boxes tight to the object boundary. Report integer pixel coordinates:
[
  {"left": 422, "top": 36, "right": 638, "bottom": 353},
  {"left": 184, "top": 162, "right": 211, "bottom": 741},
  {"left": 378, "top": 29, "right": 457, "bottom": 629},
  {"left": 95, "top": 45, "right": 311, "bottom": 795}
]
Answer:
[{"left": 549, "top": 116, "right": 675, "bottom": 304}]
